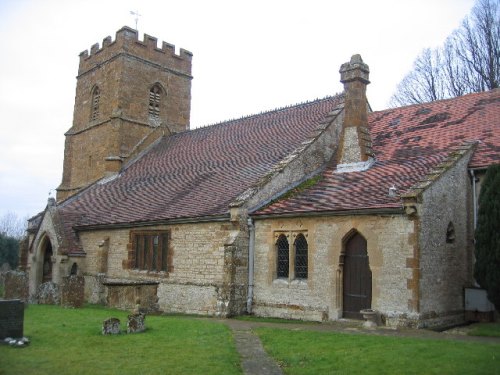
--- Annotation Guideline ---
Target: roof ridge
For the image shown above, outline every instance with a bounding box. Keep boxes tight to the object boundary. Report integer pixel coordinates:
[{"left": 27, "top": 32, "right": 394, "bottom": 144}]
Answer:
[
  {"left": 375, "top": 89, "right": 498, "bottom": 114},
  {"left": 192, "top": 93, "right": 344, "bottom": 131}
]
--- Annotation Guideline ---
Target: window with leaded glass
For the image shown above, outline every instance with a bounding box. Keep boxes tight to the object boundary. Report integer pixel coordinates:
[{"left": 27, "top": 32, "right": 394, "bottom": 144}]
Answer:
[
  {"left": 294, "top": 234, "right": 308, "bottom": 279},
  {"left": 276, "top": 234, "right": 289, "bottom": 278},
  {"left": 149, "top": 85, "right": 161, "bottom": 121},
  {"left": 133, "top": 231, "right": 169, "bottom": 272},
  {"left": 90, "top": 86, "right": 100, "bottom": 121}
]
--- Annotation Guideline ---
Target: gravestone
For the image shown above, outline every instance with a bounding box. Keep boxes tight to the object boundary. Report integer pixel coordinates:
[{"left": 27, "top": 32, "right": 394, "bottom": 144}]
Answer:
[
  {"left": 127, "top": 314, "right": 146, "bottom": 333},
  {"left": 36, "top": 282, "right": 60, "bottom": 305},
  {"left": 61, "top": 276, "right": 84, "bottom": 308},
  {"left": 4, "top": 271, "right": 29, "bottom": 303},
  {"left": 102, "top": 318, "right": 121, "bottom": 335},
  {"left": 0, "top": 300, "right": 24, "bottom": 339}
]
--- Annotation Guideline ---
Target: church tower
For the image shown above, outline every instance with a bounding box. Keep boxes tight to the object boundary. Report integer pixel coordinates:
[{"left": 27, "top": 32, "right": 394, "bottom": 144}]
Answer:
[{"left": 56, "top": 26, "right": 192, "bottom": 201}]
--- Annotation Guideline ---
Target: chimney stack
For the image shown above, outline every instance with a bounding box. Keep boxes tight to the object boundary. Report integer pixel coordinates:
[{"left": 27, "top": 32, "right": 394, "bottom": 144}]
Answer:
[{"left": 336, "top": 54, "right": 374, "bottom": 172}]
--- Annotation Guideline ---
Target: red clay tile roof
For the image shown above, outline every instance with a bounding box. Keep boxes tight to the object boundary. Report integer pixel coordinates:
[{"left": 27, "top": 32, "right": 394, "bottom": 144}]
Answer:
[
  {"left": 59, "top": 95, "right": 344, "bottom": 228},
  {"left": 255, "top": 89, "right": 500, "bottom": 216}
]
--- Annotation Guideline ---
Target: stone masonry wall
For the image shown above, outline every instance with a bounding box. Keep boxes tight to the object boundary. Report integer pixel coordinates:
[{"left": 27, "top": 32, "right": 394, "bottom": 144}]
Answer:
[
  {"left": 74, "top": 26, "right": 192, "bottom": 133},
  {"left": 252, "top": 215, "right": 415, "bottom": 325},
  {"left": 79, "top": 220, "right": 246, "bottom": 316},
  {"left": 418, "top": 154, "right": 474, "bottom": 328}
]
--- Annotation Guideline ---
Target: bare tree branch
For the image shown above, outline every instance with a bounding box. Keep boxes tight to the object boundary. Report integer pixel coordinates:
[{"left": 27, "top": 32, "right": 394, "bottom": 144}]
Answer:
[
  {"left": 391, "top": 0, "right": 499, "bottom": 106},
  {"left": 0, "top": 212, "right": 27, "bottom": 239}
]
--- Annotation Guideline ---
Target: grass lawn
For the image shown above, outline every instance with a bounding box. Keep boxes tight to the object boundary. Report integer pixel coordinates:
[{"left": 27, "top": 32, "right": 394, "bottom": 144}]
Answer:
[
  {"left": 468, "top": 322, "right": 500, "bottom": 337},
  {"left": 256, "top": 327, "right": 500, "bottom": 375},
  {"left": 2, "top": 305, "right": 499, "bottom": 375},
  {"left": 0, "top": 304, "right": 242, "bottom": 375}
]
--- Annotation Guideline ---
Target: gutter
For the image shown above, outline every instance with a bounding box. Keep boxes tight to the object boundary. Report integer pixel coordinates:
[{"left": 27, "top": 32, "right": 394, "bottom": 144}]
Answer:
[
  {"left": 73, "top": 214, "right": 230, "bottom": 231},
  {"left": 247, "top": 217, "right": 255, "bottom": 314},
  {"left": 250, "top": 207, "right": 404, "bottom": 220}
]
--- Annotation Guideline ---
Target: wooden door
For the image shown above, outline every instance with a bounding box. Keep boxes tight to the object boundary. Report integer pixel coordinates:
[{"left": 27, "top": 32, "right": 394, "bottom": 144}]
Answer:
[{"left": 343, "top": 233, "right": 371, "bottom": 319}]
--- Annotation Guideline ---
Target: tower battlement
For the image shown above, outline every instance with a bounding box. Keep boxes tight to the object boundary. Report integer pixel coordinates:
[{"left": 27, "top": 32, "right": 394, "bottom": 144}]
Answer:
[{"left": 78, "top": 26, "right": 192, "bottom": 76}]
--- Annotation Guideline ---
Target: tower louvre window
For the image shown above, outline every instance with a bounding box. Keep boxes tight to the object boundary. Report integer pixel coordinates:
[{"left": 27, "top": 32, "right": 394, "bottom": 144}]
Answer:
[
  {"left": 149, "top": 85, "right": 162, "bottom": 121},
  {"left": 90, "top": 86, "right": 100, "bottom": 121}
]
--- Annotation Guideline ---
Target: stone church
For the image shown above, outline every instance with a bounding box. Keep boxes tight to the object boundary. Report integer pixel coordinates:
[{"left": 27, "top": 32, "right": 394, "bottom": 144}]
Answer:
[{"left": 22, "top": 27, "right": 499, "bottom": 328}]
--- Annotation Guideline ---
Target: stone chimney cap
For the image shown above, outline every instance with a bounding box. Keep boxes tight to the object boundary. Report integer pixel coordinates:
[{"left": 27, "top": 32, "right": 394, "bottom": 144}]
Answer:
[{"left": 340, "top": 54, "right": 370, "bottom": 84}]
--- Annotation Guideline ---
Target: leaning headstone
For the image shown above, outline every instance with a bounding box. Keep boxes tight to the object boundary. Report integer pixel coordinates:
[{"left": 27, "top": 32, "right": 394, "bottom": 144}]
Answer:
[
  {"left": 127, "top": 298, "right": 146, "bottom": 333},
  {"left": 61, "top": 276, "right": 84, "bottom": 308},
  {"left": 102, "top": 318, "right": 121, "bottom": 335},
  {"left": 127, "top": 313, "right": 146, "bottom": 334},
  {"left": 36, "top": 282, "right": 60, "bottom": 305},
  {"left": 0, "top": 300, "right": 24, "bottom": 340},
  {"left": 3, "top": 271, "right": 29, "bottom": 303}
]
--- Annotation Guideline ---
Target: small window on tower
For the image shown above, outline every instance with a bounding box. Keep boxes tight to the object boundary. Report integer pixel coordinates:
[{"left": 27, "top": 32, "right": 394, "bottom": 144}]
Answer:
[
  {"left": 149, "top": 84, "right": 162, "bottom": 124},
  {"left": 90, "top": 86, "right": 100, "bottom": 121},
  {"left": 446, "top": 221, "right": 455, "bottom": 244}
]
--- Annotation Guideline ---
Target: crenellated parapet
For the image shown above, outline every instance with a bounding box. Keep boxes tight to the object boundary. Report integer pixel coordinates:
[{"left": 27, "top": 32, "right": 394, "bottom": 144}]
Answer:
[{"left": 78, "top": 26, "right": 192, "bottom": 77}]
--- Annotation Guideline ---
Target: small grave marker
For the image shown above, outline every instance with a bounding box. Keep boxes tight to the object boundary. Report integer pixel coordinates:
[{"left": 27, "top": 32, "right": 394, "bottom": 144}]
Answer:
[{"left": 102, "top": 318, "right": 121, "bottom": 335}]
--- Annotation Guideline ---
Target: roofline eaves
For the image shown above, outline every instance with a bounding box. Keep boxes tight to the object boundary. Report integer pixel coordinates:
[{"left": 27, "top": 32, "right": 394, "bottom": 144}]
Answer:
[{"left": 73, "top": 214, "right": 231, "bottom": 231}]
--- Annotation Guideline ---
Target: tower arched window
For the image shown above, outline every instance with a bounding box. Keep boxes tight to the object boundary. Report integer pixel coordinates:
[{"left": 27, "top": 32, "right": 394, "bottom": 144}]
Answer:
[
  {"left": 90, "top": 86, "right": 100, "bottom": 121},
  {"left": 149, "top": 84, "right": 162, "bottom": 122}
]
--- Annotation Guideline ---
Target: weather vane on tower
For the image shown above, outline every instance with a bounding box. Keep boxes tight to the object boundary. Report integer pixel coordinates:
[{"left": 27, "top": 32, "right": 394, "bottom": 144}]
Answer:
[{"left": 130, "top": 10, "right": 142, "bottom": 31}]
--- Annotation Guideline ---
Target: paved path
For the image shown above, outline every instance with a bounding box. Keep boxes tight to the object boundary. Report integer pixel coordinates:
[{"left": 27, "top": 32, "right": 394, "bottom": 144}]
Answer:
[
  {"left": 218, "top": 318, "right": 500, "bottom": 375},
  {"left": 225, "top": 320, "right": 283, "bottom": 375}
]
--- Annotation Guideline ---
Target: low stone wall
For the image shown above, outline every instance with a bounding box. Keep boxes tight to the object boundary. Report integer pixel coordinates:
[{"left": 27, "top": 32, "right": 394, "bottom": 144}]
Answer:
[
  {"left": 157, "top": 282, "right": 219, "bottom": 316},
  {"left": 252, "top": 304, "right": 327, "bottom": 322}
]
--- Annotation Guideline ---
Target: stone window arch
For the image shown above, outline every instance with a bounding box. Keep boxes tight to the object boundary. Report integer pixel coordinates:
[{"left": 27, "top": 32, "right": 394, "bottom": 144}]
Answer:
[
  {"left": 274, "top": 231, "right": 309, "bottom": 280},
  {"left": 90, "top": 85, "right": 101, "bottom": 121}
]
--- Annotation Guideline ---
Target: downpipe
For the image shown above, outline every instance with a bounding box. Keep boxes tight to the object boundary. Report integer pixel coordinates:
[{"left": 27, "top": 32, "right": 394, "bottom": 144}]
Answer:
[
  {"left": 247, "top": 217, "right": 255, "bottom": 314},
  {"left": 469, "top": 169, "right": 477, "bottom": 230}
]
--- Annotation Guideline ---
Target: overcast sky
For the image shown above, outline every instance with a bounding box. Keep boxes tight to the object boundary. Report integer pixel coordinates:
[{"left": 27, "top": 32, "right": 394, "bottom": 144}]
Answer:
[{"left": 0, "top": 0, "right": 476, "bottom": 220}]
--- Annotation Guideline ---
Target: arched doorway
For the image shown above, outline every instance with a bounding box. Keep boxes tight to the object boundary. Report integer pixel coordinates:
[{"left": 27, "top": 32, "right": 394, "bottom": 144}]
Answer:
[
  {"left": 342, "top": 232, "right": 372, "bottom": 319},
  {"left": 41, "top": 237, "right": 53, "bottom": 283}
]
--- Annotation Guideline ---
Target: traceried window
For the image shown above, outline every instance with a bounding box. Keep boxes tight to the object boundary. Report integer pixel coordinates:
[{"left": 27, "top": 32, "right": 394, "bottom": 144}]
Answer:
[
  {"left": 276, "top": 234, "right": 289, "bottom": 278},
  {"left": 90, "top": 86, "right": 100, "bottom": 121},
  {"left": 149, "top": 84, "right": 162, "bottom": 122},
  {"left": 294, "top": 234, "right": 308, "bottom": 279},
  {"left": 275, "top": 232, "right": 308, "bottom": 280},
  {"left": 132, "top": 231, "right": 169, "bottom": 272}
]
